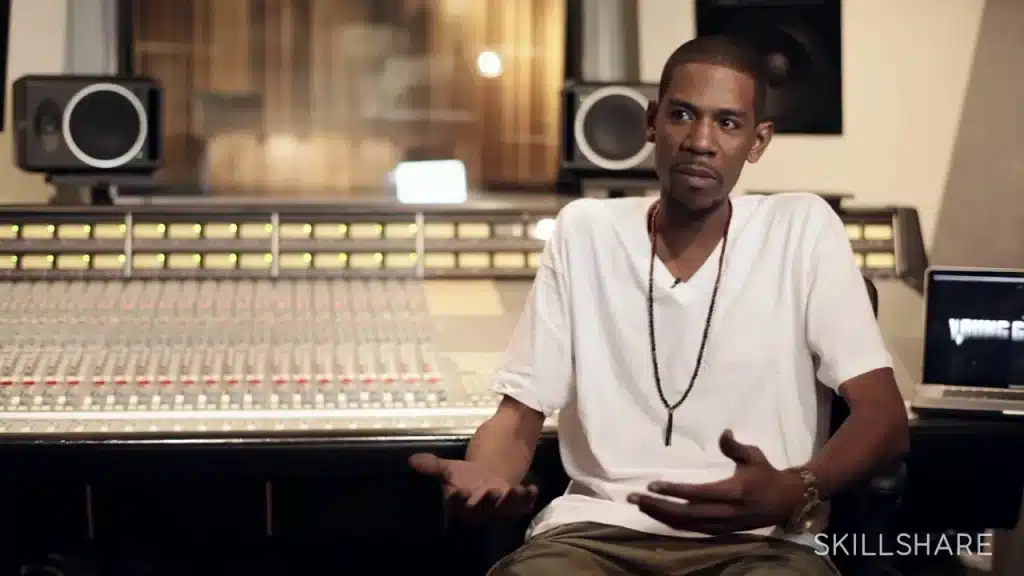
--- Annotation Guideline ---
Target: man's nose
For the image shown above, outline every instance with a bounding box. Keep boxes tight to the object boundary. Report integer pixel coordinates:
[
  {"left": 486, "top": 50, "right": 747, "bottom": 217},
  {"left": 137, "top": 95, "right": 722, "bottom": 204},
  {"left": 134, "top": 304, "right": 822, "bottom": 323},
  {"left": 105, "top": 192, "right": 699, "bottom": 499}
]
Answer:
[{"left": 682, "top": 119, "right": 716, "bottom": 155}]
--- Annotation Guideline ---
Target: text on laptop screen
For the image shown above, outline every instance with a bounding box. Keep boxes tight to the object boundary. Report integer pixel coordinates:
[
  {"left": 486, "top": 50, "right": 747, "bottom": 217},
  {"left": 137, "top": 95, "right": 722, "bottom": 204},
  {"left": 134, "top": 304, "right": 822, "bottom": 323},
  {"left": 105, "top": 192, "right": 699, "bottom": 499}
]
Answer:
[{"left": 924, "top": 270, "right": 1024, "bottom": 388}]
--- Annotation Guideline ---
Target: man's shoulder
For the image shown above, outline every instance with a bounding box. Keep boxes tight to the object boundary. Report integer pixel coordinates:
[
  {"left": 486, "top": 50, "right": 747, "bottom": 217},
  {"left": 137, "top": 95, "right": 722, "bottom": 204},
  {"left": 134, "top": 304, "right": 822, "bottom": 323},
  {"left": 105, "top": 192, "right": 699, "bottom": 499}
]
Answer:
[
  {"left": 739, "top": 192, "right": 840, "bottom": 237},
  {"left": 554, "top": 196, "right": 649, "bottom": 235},
  {"left": 740, "top": 192, "right": 836, "bottom": 220}
]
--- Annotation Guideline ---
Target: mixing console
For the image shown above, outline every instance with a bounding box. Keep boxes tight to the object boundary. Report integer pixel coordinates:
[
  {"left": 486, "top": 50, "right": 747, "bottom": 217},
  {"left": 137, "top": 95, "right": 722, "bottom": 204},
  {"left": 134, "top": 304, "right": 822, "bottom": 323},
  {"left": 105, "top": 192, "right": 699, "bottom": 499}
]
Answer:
[
  {"left": 0, "top": 278, "right": 536, "bottom": 437},
  {"left": 0, "top": 198, "right": 927, "bottom": 440}
]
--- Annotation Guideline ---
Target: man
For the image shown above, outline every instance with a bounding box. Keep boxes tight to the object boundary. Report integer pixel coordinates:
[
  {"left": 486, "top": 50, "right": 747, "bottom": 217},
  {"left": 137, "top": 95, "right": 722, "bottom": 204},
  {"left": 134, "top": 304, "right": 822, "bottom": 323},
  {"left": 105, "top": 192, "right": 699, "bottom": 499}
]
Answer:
[{"left": 410, "top": 35, "right": 910, "bottom": 575}]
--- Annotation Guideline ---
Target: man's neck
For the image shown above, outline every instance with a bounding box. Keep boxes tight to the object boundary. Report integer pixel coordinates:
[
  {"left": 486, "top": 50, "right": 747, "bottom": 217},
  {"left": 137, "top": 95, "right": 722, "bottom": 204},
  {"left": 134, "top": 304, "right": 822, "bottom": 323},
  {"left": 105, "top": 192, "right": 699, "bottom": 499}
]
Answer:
[{"left": 655, "top": 194, "right": 731, "bottom": 257}]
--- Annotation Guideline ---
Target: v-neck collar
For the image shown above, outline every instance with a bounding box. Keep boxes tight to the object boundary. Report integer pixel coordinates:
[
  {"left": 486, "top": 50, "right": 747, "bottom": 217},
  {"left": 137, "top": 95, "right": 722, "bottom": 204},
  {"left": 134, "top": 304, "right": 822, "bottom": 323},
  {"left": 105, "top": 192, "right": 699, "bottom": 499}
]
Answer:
[{"left": 632, "top": 196, "right": 745, "bottom": 301}]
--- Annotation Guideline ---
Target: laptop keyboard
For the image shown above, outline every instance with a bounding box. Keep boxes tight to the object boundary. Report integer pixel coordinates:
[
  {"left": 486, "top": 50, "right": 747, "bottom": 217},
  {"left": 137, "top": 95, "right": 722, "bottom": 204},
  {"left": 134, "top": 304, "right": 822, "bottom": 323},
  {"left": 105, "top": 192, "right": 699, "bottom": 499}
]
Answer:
[{"left": 942, "top": 388, "right": 1024, "bottom": 401}]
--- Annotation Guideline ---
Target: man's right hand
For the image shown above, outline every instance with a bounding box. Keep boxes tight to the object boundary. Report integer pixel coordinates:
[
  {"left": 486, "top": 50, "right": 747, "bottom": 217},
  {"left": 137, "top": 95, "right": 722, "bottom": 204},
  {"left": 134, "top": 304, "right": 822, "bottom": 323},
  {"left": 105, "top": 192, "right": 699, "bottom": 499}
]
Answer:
[{"left": 409, "top": 453, "right": 539, "bottom": 523}]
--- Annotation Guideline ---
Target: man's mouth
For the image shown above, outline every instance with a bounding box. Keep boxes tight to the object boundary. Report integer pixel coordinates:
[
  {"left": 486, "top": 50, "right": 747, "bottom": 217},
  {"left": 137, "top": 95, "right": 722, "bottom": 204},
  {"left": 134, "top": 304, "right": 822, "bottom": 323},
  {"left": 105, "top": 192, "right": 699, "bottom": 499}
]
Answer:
[{"left": 673, "top": 164, "right": 719, "bottom": 189}]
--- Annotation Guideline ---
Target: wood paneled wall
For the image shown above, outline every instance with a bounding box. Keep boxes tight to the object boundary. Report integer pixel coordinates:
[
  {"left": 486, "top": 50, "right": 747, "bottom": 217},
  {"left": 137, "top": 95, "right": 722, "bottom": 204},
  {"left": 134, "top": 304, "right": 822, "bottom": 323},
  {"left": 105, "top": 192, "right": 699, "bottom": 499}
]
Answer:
[{"left": 130, "top": 0, "right": 566, "bottom": 196}]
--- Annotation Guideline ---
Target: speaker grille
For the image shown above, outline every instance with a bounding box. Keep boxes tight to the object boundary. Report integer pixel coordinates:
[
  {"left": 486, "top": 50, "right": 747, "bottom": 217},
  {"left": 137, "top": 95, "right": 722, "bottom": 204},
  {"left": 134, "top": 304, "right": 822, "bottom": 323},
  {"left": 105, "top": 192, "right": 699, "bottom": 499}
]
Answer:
[
  {"left": 573, "top": 86, "right": 653, "bottom": 171},
  {"left": 63, "top": 83, "right": 149, "bottom": 169}
]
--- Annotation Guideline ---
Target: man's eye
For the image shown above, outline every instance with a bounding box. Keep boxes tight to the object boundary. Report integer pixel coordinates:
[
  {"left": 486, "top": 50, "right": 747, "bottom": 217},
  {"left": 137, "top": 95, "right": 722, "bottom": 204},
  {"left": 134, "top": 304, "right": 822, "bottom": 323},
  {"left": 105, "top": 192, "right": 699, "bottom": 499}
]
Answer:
[{"left": 669, "top": 109, "right": 692, "bottom": 121}]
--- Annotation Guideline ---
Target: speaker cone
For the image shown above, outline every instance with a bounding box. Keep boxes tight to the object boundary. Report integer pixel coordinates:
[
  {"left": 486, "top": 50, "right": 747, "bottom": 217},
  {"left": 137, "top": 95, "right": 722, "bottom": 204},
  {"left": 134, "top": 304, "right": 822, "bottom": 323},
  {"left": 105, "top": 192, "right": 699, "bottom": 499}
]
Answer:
[
  {"left": 573, "top": 86, "right": 653, "bottom": 171},
  {"left": 63, "top": 83, "right": 149, "bottom": 170},
  {"left": 728, "top": 20, "right": 835, "bottom": 131}
]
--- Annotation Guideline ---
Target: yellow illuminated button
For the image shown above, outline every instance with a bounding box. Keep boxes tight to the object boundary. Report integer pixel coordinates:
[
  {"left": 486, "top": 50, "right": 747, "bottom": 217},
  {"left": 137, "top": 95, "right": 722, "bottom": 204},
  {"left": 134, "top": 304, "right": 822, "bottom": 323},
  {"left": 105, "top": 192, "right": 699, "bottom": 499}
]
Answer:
[
  {"left": 349, "top": 223, "right": 382, "bottom": 239},
  {"left": 349, "top": 252, "right": 382, "bottom": 268},
  {"left": 0, "top": 255, "right": 17, "bottom": 269},
  {"left": 458, "top": 252, "right": 490, "bottom": 268},
  {"left": 133, "top": 253, "right": 166, "bottom": 269},
  {"left": 384, "top": 252, "right": 418, "bottom": 268},
  {"left": 865, "top": 253, "right": 895, "bottom": 269},
  {"left": 424, "top": 223, "right": 456, "bottom": 239},
  {"left": 384, "top": 223, "right": 417, "bottom": 239},
  {"left": 56, "top": 254, "right": 90, "bottom": 269},
  {"left": 458, "top": 223, "right": 490, "bottom": 239},
  {"left": 205, "top": 223, "right": 239, "bottom": 239},
  {"left": 238, "top": 223, "right": 270, "bottom": 239},
  {"left": 94, "top": 224, "right": 126, "bottom": 239},
  {"left": 280, "top": 224, "right": 312, "bottom": 239},
  {"left": 133, "top": 223, "right": 166, "bottom": 239},
  {"left": 844, "top": 224, "right": 862, "bottom": 240},
  {"left": 863, "top": 225, "right": 893, "bottom": 241},
  {"left": 0, "top": 225, "right": 18, "bottom": 239},
  {"left": 92, "top": 254, "right": 126, "bottom": 270},
  {"left": 313, "top": 224, "right": 348, "bottom": 239},
  {"left": 424, "top": 253, "right": 456, "bottom": 269},
  {"left": 57, "top": 224, "right": 91, "bottom": 239},
  {"left": 313, "top": 253, "right": 348, "bottom": 269},
  {"left": 239, "top": 253, "right": 273, "bottom": 269},
  {"left": 167, "top": 253, "right": 201, "bottom": 269},
  {"left": 280, "top": 253, "right": 312, "bottom": 269},
  {"left": 22, "top": 225, "right": 54, "bottom": 239},
  {"left": 493, "top": 223, "right": 526, "bottom": 238},
  {"left": 168, "top": 223, "right": 202, "bottom": 239},
  {"left": 203, "top": 253, "right": 238, "bottom": 269},
  {"left": 493, "top": 252, "right": 526, "bottom": 268},
  {"left": 21, "top": 254, "right": 54, "bottom": 269}
]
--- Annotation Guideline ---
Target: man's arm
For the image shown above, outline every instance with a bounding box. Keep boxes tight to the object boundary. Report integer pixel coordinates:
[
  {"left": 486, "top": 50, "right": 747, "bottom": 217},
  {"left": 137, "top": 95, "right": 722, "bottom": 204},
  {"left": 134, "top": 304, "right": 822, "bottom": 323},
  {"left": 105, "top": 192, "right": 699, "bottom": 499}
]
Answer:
[
  {"left": 805, "top": 367, "right": 909, "bottom": 498},
  {"left": 466, "top": 396, "right": 547, "bottom": 484},
  {"left": 801, "top": 200, "right": 910, "bottom": 498},
  {"left": 466, "top": 210, "right": 576, "bottom": 484}
]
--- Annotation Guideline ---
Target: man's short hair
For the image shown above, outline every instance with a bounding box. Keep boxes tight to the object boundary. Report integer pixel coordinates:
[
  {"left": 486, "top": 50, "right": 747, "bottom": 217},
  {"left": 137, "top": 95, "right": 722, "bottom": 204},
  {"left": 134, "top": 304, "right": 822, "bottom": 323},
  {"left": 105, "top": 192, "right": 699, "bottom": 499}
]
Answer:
[{"left": 657, "top": 35, "right": 769, "bottom": 122}]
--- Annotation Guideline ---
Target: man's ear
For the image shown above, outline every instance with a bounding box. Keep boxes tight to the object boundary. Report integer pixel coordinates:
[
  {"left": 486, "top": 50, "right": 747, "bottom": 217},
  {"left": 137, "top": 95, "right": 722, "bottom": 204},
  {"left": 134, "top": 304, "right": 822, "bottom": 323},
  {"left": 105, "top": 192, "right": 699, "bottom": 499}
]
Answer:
[
  {"left": 747, "top": 120, "right": 775, "bottom": 163},
  {"left": 645, "top": 100, "right": 658, "bottom": 143}
]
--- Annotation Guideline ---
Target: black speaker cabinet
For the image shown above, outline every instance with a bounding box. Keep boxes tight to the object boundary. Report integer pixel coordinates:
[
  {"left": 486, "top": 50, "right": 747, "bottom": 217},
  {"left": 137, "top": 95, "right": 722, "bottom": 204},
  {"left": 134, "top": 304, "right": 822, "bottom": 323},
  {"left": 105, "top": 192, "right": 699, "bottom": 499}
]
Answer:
[
  {"left": 13, "top": 75, "right": 163, "bottom": 175},
  {"left": 560, "top": 82, "right": 657, "bottom": 178},
  {"left": 695, "top": 0, "right": 843, "bottom": 135}
]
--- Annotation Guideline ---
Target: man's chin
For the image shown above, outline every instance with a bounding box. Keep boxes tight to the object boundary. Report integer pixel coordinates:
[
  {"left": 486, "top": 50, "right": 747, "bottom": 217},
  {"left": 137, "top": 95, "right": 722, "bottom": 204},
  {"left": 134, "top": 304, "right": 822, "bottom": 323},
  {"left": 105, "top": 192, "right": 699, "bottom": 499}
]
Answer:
[{"left": 667, "top": 185, "right": 726, "bottom": 213}]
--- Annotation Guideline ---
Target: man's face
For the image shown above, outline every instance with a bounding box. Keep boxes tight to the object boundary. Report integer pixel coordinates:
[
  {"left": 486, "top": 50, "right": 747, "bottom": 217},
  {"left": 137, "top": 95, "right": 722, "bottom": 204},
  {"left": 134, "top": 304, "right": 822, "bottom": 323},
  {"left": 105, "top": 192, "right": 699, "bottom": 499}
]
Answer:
[{"left": 646, "top": 62, "right": 774, "bottom": 213}]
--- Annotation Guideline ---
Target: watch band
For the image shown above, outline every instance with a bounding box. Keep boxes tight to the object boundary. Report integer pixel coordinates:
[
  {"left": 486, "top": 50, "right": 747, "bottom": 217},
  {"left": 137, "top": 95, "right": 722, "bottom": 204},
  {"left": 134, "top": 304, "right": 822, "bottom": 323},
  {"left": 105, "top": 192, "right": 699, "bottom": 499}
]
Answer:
[{"left": 785, "top": 467, "right": 822, "bottom": 533}]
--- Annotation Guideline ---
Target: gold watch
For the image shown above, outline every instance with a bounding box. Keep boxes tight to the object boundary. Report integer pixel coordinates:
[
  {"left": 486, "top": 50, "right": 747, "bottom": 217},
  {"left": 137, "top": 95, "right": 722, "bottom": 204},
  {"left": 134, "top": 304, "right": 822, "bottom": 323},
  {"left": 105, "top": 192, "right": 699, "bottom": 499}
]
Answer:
[{"left": 784, "top": 467, "right": 823, "bottom": 534}]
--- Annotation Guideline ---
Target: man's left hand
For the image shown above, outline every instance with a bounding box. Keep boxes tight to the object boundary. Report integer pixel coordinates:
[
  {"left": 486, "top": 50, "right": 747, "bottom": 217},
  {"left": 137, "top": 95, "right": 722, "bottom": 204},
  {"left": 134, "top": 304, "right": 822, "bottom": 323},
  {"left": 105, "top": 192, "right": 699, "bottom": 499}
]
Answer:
[{"left": 627, "top": 430, "right": 806, "bottom": 535}]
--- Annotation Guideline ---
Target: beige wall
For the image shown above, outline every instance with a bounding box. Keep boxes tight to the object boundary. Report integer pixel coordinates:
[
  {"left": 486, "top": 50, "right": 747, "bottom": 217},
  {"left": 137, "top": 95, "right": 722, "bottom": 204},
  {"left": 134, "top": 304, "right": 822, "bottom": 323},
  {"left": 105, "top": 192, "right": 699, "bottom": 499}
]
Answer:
[
  {"left": 0, "top": 0, "right": 68, "bottom": 204},
  {"left": 932, "top": 0, "right": 1024, "bottom": 269},
  {"left": 638, "top": 0, "right": 986, "bottom": 252}
]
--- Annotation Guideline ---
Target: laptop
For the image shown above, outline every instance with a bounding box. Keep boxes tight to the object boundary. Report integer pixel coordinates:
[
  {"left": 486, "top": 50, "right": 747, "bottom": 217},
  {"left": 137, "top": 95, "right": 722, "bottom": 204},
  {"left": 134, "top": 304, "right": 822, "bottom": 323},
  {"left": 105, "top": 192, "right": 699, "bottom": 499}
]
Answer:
[{"left": 910, "top": 266, "right": 1024, "bottom": 415}]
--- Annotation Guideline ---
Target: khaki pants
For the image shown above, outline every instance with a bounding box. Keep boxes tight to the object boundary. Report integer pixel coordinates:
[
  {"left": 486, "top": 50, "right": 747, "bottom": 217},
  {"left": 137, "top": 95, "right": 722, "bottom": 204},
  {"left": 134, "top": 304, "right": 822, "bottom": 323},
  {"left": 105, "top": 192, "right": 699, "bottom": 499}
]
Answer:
[{"left": 488, "top": 522, "right": 840, "bottom": 576}]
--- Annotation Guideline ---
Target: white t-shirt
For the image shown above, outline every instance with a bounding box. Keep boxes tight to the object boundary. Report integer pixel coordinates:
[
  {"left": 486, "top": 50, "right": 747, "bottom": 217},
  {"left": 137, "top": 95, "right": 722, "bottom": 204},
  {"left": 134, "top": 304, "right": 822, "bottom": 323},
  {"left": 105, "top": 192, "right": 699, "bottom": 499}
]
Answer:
[{"left": 490, "top": 192, "right": 892, "bottom": 545}]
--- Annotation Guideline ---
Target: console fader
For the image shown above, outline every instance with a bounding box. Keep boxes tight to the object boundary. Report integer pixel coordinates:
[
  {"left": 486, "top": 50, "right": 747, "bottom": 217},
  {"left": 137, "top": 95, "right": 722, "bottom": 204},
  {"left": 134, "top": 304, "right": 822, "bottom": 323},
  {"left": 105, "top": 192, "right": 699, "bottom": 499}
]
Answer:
[
  {"left": 0, "top": 278, "right": 532, "bottom": 436},
  {"left": 0, "top": 199, "right": 926, "bottom": 439}
]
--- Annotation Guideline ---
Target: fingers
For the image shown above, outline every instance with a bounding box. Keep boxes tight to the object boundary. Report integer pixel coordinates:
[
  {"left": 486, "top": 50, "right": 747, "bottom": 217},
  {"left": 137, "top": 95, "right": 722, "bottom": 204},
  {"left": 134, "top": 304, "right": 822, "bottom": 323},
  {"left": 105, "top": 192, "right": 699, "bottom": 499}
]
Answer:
[
  {"left": 648, "top": 480, "right": 744, "bottom": 504},
  {"left": 446, "top": 483, "right": 539, "bottom": 521},
  {"left": 502, "top": 484, "right": 539, "bottom": 516},
  {"left": 628, "top": 493, "right": 739, "bottom": 532},
  {"left": 408, "top": 453, "right": 449, "bottom": 479},
  {"left": 718, "top": 430, "right": 767, "bottom": 465},
  {"left": 465, "top": 484, "right": 506, "bottom": 507}
]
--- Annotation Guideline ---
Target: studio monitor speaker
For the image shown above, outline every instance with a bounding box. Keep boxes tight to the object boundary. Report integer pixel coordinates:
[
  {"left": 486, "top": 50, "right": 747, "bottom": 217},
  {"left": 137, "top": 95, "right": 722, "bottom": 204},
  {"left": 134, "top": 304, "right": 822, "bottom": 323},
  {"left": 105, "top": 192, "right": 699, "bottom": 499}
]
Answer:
[
  {"left": 695, "top": 0, "right": 842, "bottom": 135},
  {"left": 560, "top": 82, "right": 657, "bottom": 178},
  {"left": 13, "top": 75, "right": 163, "bottom": 175}
]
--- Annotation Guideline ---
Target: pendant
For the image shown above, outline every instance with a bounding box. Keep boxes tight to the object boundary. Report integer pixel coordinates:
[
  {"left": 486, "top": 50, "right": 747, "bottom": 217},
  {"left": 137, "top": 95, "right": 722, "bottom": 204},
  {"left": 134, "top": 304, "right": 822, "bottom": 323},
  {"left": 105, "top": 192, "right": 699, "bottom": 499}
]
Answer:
[{"left": 664, "top": 411, "right": 674, "bottom": 446}]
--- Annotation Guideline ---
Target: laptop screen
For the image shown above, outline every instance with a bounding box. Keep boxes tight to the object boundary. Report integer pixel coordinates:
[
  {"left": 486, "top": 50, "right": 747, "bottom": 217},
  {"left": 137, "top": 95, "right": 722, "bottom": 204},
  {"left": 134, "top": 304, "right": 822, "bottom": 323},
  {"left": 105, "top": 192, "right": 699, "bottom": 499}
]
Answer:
[{"left": 923, "top": 268, "right": 1024, "bottom": 388}]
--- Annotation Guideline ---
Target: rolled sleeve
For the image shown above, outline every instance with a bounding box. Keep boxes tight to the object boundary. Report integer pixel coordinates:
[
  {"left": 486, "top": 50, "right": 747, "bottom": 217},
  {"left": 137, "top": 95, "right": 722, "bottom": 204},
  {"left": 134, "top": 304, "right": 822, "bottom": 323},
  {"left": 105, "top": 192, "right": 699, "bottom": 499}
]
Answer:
[{"left": 804, "top": 199, "right": 893, "bottom": 390}]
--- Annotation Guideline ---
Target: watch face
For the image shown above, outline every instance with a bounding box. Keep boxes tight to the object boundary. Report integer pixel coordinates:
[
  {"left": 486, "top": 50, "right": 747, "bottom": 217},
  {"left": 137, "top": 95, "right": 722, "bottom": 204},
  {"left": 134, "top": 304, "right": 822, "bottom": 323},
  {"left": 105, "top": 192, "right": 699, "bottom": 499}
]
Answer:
[
  {"left": 798, "top": 513, "right": 816, "bottom": 532},
  {"left": 793, "top": 501, "right": 823, "bottom": 533}
]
